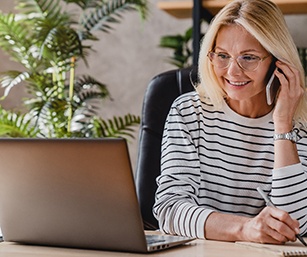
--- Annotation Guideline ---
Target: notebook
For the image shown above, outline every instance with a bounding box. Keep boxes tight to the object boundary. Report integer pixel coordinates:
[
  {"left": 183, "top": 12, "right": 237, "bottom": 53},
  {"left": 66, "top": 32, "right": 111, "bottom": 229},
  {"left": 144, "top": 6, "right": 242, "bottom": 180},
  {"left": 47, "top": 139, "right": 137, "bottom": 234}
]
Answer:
[
  {"left": 236, "top": 241, "right": 307, "bottom": 256},
  {"left": 0, "top": 138, "right": 194, "bottom": 253}
]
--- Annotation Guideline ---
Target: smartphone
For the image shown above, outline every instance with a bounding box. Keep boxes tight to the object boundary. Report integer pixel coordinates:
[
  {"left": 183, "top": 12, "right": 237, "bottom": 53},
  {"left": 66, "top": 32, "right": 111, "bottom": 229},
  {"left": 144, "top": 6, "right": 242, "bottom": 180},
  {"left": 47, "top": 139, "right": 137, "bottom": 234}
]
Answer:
[{"left": 265, "top": 61, "right": 280, "bottom": 105}]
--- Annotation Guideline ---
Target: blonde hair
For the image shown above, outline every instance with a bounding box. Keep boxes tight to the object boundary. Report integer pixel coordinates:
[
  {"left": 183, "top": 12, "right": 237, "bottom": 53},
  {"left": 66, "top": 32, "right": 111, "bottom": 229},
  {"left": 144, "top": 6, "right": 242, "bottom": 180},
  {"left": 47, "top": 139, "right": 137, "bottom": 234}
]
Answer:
[{"left": 197, "top": 0, "right": 307, "bottom": 124}]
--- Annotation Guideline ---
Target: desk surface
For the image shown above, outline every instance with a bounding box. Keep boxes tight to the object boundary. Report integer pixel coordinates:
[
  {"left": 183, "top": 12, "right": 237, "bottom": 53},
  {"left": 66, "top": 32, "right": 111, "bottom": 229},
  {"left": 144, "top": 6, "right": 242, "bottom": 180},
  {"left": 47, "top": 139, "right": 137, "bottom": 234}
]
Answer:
[
  {"left": 0, "top": 239, "right": 285, "bottom": 257},
  {"left": 158, "top": 0, "right": 307, "bottom": 19}
]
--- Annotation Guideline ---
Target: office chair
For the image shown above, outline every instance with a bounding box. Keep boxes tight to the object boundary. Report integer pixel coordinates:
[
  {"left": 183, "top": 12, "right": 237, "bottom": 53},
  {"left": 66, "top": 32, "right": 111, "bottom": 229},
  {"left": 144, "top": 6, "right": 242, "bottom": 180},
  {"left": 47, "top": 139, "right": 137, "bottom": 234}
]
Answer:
[{"left": 135, "top": 66, "right": 198, "bottom": 230}]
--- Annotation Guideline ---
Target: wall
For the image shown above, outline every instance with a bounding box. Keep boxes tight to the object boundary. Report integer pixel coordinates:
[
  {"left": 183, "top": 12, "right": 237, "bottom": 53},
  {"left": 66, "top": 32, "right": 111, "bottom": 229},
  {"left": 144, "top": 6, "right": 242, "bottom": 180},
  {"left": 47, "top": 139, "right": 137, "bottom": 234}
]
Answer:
[{"left": 0, "top": 0, "right": 307, "bottom": 172}]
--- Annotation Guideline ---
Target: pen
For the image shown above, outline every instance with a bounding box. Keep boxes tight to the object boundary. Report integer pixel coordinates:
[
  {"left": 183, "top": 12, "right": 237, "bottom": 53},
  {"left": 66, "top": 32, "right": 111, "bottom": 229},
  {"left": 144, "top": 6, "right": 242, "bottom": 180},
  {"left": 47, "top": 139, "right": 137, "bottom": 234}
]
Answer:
[{"left": 257, "top": 187, "right": 307, "bottom": 247}]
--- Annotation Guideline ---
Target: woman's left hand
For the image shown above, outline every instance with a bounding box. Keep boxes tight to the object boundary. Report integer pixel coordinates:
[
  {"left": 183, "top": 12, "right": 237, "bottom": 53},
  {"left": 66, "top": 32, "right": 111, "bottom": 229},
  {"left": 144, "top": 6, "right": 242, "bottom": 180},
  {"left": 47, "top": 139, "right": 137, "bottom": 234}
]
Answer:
[{"left": 272, "top": 60, "right": 304, "bottom": 133}]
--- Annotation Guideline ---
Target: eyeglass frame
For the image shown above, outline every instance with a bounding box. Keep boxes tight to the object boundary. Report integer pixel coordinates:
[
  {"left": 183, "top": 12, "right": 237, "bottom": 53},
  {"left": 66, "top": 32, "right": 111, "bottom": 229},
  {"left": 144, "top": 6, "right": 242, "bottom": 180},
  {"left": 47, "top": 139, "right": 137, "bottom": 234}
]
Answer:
[{"left": 207, "top": 51, "right": 271, "bottom": 72}]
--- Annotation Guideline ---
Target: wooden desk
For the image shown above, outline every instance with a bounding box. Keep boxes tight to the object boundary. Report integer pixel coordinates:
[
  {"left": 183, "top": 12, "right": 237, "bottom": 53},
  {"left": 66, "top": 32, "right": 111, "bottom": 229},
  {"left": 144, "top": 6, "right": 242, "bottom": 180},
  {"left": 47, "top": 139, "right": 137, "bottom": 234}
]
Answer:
[
  {"left": 158, "top": 0, "right": 307, "bottom": 19},
  {"left": 0, "top": 239, "right": 278, "bottom": 257}
]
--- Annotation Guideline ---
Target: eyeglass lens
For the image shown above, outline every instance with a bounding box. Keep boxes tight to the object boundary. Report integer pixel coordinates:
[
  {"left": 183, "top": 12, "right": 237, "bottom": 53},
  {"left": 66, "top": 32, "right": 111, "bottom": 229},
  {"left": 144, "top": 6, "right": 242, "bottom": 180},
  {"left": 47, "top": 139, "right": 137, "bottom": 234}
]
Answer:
[{"left": 208, "top": 52, "right": 262, "bottom": 71}]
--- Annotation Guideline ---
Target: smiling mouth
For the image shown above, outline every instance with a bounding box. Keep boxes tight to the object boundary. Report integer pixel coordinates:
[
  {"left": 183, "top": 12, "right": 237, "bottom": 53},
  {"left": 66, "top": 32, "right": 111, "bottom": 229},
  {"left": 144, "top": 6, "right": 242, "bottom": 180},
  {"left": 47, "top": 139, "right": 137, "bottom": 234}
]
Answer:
[{"left": 227, "top": 79, "right": 250, "bottom": 86}]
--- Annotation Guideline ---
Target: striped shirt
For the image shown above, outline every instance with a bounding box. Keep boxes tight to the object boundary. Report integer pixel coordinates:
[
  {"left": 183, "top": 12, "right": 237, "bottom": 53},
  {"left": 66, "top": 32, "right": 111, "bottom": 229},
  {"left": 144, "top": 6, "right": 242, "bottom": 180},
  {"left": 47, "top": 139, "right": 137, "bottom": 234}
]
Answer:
[{"left": 153, "top": 91, "right": 307, "bottom": 239}]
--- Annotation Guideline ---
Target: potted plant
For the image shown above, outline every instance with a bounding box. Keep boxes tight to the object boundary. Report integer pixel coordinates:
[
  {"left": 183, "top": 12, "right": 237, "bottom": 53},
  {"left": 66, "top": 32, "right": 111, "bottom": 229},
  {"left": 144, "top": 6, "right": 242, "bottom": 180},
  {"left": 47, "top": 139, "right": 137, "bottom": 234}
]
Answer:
[{"left": 0, "top": 0, "right": 148, "bottom": 139}]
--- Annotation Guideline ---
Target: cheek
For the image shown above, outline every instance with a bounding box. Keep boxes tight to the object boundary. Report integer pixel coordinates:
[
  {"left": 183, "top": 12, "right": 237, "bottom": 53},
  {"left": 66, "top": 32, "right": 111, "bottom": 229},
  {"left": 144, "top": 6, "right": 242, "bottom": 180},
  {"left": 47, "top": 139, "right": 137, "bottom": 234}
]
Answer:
[
  {"left": 213, "top": 66, "right": 224, "bottom": 77},
  {"left": 258, "top": 62, "right": 273, "bottom": 85},
  {"left": 213, "top": 67, "right": 226, "bottom": 81},
  {"left": 213, "top": 68, "right": 226, "bottom": 87},
  {"left": 256, "top": 71, "right": 270, "bottom": 88}
]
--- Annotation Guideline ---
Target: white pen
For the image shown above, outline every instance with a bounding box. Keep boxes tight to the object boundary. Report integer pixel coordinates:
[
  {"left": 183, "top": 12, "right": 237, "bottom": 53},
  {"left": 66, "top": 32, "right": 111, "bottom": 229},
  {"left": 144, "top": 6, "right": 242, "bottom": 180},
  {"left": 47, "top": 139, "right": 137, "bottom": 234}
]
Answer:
[{"left": 257, "top": 187, "right": 307, "bottom": 246}]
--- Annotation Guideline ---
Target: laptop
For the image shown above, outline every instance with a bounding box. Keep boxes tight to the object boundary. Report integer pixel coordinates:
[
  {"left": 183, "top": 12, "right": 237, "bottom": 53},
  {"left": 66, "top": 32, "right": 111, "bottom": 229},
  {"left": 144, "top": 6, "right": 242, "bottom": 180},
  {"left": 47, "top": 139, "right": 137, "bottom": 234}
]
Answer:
[{"left": 0, "top": 138, "right": 194, "bottom": 253}]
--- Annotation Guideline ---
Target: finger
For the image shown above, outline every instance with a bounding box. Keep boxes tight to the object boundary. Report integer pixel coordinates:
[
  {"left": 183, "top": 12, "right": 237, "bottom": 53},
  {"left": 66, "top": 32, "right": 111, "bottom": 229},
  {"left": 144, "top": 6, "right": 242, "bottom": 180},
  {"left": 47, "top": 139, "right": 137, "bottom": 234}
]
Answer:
[
  {"left": 275, "top": 60, "right": 297, "bottom": 77},
  {"left": 263, "top": 230, "right": 288, "bottom": 244},
  {"left": 269, "top": 206, "right": 296, "bottom": 228},
  {"left": 266, "top": 217, "right": 296, "bottom": 242},
  {"left": 255, "top": 221, "right": 287, "bottom": 244},
  {"left": 267, "top": 207, "right": 298, "bottom": 241},
  {"left": 274, "top": 62, "right": 304, "bottom": 106},
  {"left": 252, "top": 208, "right": 288, "bottom": 244},
  {"left": 275, "top": 61, "right": 300, "bottom": 91}
]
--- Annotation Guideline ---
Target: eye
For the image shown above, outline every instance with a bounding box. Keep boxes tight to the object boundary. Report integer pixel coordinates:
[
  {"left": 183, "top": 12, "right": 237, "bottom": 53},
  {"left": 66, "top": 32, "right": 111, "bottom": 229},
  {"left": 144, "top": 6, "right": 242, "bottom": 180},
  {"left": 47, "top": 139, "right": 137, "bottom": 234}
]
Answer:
[
  {"left": 216, "top": 53, "right": 230, "bottom": 60},
  {"left": 241, "top": 55, "right": 259, "bottom": 62}
]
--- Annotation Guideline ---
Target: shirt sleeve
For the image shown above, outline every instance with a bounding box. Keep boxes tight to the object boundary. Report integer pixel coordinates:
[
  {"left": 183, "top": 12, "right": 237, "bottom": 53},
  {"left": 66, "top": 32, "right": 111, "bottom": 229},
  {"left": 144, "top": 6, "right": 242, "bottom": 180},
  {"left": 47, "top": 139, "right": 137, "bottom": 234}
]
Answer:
[
  {"left": 153, "top": 100, "right": 213, "bottom": 238},
  {"left": 271, "top": 163, "right": 307, "bottom": 235}
]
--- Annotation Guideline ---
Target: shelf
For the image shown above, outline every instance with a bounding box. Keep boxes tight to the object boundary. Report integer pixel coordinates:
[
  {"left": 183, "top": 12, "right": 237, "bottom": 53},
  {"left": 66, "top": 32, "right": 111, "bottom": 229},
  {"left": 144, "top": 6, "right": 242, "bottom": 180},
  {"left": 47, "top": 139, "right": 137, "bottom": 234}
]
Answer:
[{"left": 158, "top": 0, "right": 307, "bottom": 19}]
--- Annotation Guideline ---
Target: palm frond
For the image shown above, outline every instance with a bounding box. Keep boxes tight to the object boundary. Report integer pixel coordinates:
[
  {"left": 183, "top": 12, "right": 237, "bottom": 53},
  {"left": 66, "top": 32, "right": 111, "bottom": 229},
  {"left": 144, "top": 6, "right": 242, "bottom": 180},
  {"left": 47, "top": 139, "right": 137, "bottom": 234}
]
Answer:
[
  {"left": 39, "top": 25, "right": 84, "bottom": 63},
  {"left": 31, "top": 98, "right": 70, "bottom": 137},
  {"left": 16, "top": 0, "right": 62, "bottom": 19},
  {"left": 79, "top": 0, "right": 148, "bottom": 35},
  {"left": 62, "top": 0, "right": 104, "bottom": 9},
  {"left": 25, "top": 72, "right": 62, "bottom": 100},
  {"left": 74, "top": 75, "right": 110, "bottom": 100},
  {"left": 16, "top": 0, "right": 81, "bottom": 65},
  {"left": 0, "top": 71, "right": 30, "bottom": 99},
  {"left": 90, "top": 114, "right": 140, "bottom": 139},
  {"left": 0, "top": 13, "right": 36, "bottom": 67},
  {"left": 0, "top": 107, "right": 39, "bottom": 137}
]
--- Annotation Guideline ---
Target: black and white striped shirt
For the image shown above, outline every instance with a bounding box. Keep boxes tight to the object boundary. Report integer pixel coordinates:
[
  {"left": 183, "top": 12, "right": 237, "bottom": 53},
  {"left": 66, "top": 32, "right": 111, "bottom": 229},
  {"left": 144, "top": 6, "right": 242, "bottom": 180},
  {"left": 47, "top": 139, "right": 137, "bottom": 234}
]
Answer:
[{"left": 153, "top": 91, "right": 307, "bottom": 238}]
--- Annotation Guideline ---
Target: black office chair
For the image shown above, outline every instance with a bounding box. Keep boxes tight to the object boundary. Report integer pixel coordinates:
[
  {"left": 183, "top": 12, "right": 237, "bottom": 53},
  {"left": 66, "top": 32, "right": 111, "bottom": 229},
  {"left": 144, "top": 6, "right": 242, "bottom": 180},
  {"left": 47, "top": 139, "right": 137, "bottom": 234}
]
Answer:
[{"left": 135, "top": 66, "right": 198, "bottom": 230}]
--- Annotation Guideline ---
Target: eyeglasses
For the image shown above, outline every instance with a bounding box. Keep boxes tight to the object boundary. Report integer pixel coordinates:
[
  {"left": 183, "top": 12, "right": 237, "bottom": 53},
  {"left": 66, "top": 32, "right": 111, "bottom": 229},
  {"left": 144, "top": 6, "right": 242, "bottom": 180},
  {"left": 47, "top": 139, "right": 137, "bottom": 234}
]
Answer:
[{"left": 207, "top": 51, "right": 270, "bottom": 72}]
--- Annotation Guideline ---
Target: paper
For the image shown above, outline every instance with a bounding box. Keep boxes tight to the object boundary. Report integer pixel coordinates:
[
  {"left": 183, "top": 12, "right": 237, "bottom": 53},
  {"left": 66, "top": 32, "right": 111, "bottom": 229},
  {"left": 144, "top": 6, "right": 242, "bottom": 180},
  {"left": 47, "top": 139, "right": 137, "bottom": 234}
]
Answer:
[{"left": 236, "top": 240, "right": 307, "bottom": 256}]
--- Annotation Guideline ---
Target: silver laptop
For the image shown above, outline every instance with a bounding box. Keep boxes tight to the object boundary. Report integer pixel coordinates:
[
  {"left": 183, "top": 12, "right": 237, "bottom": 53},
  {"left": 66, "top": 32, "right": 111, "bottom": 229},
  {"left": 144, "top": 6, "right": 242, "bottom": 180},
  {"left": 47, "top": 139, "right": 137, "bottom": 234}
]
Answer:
[{"left": 0, "top": 138, "right": 194, "bottom": 253}]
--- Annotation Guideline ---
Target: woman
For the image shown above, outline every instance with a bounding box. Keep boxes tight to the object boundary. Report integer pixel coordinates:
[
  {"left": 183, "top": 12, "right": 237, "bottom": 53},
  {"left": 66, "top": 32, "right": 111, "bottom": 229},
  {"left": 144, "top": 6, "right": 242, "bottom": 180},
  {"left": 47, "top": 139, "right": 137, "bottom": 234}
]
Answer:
[{"left": 153, "top": 0, "right": 307, "bottom": 244}]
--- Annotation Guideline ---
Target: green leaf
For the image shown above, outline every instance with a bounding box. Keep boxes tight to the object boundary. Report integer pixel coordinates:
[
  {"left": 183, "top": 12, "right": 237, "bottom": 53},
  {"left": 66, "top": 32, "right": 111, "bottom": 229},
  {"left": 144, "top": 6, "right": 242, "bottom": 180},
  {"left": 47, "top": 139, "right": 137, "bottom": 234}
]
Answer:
[
  {"left": 0, "top": 71, "right": 30, "bottom": 99},
  {"left": 16, "top": 0, "right": 62, "bottom": 18},
  {"left": 90, "top": 114, "right": 140, "bottom": 139},
  {"left": 0, "top": 107, "right": 39, "bottom": 137},
  {"left": 62, "top": 0, "right": 104, "bottom": 9},
  {"left": 80, "top": 0, "right": 148, "bottom": 34},
  {"left": 159, "top": 26, "right": 194, "bottom": 68},
  {"left": 0, "top": 13, "right": 36, "bottom": 67}
]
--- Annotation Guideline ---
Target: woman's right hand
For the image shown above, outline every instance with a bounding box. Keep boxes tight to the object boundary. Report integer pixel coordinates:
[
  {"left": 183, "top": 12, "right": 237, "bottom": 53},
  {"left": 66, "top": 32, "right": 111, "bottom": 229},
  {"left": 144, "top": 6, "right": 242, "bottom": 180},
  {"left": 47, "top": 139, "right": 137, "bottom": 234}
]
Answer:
[{"left": 241, "top": 206, "right": 300, "bottom": 244}]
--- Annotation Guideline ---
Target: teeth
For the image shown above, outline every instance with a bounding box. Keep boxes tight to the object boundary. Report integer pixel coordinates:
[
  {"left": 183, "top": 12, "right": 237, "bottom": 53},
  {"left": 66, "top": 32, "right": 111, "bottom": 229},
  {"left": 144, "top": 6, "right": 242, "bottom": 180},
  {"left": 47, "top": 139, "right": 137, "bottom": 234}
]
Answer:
[{"left": 229, "top": 81, "right": 248, "bottom": 86}]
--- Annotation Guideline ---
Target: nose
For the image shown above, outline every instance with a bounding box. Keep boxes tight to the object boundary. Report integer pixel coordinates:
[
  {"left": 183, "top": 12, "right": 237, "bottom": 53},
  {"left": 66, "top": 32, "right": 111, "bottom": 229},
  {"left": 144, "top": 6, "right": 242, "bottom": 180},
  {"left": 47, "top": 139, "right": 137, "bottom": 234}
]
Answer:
[{"left": 227, "top": 58, "right": 243, "bottom": 76}]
